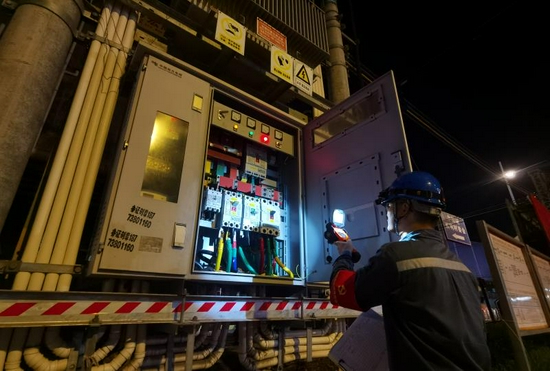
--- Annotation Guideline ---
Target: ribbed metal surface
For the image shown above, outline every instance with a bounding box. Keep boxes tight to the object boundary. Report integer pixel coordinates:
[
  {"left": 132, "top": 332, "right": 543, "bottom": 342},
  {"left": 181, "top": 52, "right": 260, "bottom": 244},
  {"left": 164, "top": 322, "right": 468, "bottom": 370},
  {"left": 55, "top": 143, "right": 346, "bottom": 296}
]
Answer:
[
  {"left": 255, "top": 0, "right": 329, "bottom": 49},
  {"left": 529, "top": 170, "right": 550, "bottom": 209},
  {"left": 190, "top": 0, "right": 329, "bottom": 67}
]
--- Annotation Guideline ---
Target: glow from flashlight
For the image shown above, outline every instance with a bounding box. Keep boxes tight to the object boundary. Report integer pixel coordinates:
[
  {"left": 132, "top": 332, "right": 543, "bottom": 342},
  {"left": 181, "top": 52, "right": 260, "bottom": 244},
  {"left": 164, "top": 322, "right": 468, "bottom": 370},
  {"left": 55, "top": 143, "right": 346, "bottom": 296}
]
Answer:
[{"left": 333, "top": 209, "right": 345, "bottom": 227}]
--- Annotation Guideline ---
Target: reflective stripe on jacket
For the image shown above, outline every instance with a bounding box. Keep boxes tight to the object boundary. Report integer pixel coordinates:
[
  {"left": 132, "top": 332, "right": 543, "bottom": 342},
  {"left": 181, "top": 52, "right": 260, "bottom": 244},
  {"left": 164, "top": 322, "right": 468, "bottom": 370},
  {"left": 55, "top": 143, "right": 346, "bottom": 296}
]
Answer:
[{"left": 330, "top": 229, "right": 491, "bottom": 371}]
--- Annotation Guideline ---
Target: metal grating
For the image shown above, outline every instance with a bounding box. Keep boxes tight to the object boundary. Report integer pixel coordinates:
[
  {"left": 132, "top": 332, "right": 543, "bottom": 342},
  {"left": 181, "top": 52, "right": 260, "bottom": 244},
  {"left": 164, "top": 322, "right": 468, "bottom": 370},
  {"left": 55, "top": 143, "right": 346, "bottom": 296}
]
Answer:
[
  {"left": 190, "top": 0, "right": 330, "bottom": 68},
  {"left": 529, "top": 169, "right": 550, "bottom": 209}
]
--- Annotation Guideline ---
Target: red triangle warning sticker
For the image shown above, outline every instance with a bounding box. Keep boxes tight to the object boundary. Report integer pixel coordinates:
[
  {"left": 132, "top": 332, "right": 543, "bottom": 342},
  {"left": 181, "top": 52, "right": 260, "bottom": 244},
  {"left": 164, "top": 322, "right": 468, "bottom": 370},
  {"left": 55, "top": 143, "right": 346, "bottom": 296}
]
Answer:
[{"left": 296, "top": 65, "right": 310, "bottom": 84}]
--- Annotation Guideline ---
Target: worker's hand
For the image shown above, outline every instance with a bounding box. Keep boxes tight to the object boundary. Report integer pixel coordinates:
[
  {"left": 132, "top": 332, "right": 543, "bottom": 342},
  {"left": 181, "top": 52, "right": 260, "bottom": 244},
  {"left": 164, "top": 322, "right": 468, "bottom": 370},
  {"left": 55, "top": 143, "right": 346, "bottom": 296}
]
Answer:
[{"left": 334, "top": 239, "right": 355, "bottom": 255}]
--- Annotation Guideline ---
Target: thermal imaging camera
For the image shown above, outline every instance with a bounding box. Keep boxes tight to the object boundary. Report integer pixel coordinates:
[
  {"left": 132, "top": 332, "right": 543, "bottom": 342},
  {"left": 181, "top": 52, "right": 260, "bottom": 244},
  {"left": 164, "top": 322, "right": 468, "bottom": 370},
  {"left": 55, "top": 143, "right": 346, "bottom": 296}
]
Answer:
[{"left": 324, "top": 209, "right": 360, "bottom": 263}]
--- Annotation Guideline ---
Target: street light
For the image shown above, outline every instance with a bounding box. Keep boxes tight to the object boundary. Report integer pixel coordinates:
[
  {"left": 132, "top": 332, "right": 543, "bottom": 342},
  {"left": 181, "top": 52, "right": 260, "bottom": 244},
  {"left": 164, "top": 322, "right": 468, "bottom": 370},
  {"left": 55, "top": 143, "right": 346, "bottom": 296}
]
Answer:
[{"left": 499, "top": 161, "right": 516, "bottom": 204}]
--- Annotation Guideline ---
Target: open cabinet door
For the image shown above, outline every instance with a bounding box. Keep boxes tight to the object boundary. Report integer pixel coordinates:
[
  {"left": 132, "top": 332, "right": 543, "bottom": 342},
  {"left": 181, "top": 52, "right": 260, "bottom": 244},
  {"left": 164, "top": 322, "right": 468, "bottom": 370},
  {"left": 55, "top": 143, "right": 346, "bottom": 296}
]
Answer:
[{"left": 303, "top": 71, "right": 412, "bottom": 282}]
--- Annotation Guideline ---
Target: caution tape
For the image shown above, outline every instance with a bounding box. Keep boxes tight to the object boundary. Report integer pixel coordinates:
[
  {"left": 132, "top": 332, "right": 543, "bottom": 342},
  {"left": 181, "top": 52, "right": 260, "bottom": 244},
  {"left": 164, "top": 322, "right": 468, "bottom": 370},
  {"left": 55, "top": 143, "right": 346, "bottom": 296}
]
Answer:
[{"left": 0, "top": 298, "right": 360, "bottom": 326}]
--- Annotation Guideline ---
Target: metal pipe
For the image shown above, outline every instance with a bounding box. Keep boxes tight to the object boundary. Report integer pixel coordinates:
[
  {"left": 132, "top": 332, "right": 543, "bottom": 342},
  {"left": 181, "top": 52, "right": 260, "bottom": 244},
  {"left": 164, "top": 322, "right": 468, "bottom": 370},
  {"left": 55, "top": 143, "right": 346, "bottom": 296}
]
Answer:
[
  {"left": 13, "top": 2, "right": 113, "bottom": 291},
  {"left": 174, "top": 325, "right": 229, "bottom": 370},
  {"left": 253, "top": 332, "right": 339, "bottom": 349},
  {"left": 23, "top": 1, "right": 117, "bottom": 290},
  {"left": 14, "top": 2, "right": 112, "bottom": 287},
  {"left": 499, "top": 161, "right": 517, "bottom": 204},
  {"left": 0, "top": 0, "right": 82, "bottom": 232},
  {"left": 237, "top": 322, "right": 257, "bottom": 371},
  {"left": 6, "top": 4, "right": 136, "bottom": 370},
  {"left": 1, "top": 1, "right": 83, "bottom": 367}
]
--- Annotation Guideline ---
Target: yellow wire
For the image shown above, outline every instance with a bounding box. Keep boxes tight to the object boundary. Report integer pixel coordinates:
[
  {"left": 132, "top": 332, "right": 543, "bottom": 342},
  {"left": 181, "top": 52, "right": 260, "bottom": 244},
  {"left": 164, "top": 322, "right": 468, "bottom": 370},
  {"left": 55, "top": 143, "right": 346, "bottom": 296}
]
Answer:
[
  {"left": 274, "top": 256, "right": 294, "bottom": 278},
  {"left": 215, "top": 229, "right": 224, "bottom": 271}
]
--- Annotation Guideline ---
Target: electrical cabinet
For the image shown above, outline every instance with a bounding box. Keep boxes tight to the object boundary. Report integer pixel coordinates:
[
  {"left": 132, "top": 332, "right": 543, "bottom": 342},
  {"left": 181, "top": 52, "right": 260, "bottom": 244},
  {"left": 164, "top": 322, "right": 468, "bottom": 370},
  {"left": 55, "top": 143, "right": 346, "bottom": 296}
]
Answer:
[
  {"left": 89, "top": 54, "right": 411, "bottom": 286},
  {"left": 90, "top": 55, "right": 211, "bottom": 277},
  {"left": 89, "top": 55, "right": 303, "bottom": 284}
]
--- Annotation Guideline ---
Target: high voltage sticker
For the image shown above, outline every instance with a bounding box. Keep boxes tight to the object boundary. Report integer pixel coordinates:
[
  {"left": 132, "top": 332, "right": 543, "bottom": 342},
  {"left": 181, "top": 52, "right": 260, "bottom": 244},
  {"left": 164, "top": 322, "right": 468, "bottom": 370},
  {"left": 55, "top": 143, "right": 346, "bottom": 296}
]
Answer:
[
  {"left": 293, "top": 60, "right": 313, "bottom": 96},
  {"left": 296, "top": 65, "right": 310, "bottom": 84}
]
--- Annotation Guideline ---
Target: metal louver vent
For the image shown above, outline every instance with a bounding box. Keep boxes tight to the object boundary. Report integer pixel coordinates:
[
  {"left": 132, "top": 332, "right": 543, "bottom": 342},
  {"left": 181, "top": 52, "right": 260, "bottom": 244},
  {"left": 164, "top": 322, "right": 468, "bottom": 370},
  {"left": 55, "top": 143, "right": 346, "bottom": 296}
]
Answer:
[{"left": 191, "top": 0, "right": 330, "bottom": 67}]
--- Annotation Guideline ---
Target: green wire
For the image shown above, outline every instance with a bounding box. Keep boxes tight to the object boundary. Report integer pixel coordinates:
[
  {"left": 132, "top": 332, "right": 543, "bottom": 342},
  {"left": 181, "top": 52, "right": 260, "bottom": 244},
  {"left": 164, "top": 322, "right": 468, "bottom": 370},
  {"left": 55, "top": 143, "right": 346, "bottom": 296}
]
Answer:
[
  {"left": 266, "top": 236, "right": 273, "bottom": 275},
  {"left": 225, "top": 237, "right": 232, "bottom": 272},
  {"left": 238, "top": 246, "right": 258, "bottom": 274}
]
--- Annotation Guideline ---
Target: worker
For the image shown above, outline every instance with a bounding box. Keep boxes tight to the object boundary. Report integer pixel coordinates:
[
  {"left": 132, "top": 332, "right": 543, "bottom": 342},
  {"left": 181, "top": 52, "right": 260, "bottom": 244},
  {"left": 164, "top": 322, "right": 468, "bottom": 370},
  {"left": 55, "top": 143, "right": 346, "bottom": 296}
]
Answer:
[{"left": 330, "top": 171, "right": 491, "bottom": 370}]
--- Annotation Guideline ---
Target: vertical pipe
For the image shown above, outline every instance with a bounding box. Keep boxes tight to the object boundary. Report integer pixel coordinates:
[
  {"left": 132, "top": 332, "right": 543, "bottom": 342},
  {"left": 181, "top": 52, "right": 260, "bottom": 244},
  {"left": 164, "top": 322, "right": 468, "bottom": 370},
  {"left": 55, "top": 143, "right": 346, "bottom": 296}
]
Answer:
[
  {"left": 4, "top": 328, "right": 29, "bottom": 371},
  {"left": 0, "top": 1, "right": 82, "bottom": 369},
  {"left": 324, "top": 0, "right": 350, "bottom": 103},
  {"left": 185, "top": 327, "right": 196, "bottom": 371},
  {"left": 57, "top": 8, "right": 138, "bottom": 292},
  {"left": 0, "top": 0, "right": 82, "bottom": 232},
  {"left": 22, "top": 2, "right": 120, "bottom": 292},
  {"left": 306, "top": 325, "right": 313, "bottom": 362},
  {"left": 0, "top": 328, "right": 13, "bottom": 371},
  {"left": 44, "top": 4, "right": 129, "bottom": 292},
  {"left": 14, "top": 3, "right": 113, "bottom": 290}
]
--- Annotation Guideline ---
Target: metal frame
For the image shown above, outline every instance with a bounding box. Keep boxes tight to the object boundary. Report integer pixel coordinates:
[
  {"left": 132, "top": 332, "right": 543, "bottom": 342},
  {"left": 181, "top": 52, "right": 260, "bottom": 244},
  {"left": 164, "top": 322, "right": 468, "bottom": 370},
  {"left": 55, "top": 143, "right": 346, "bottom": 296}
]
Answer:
[
  {"left": 0, "top": 290, "right": 360, "bottom": 327},
  {"left": 477, "top": 220, "right": 550, "bottom": 371}
]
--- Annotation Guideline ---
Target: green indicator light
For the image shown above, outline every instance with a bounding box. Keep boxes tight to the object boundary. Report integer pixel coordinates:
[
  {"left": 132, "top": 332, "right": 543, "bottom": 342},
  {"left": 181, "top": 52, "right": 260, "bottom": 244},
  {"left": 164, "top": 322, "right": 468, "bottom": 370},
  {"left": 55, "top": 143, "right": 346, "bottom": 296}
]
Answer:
[{"left": 249, "top": 131, "right": 254, "bottom": 137}]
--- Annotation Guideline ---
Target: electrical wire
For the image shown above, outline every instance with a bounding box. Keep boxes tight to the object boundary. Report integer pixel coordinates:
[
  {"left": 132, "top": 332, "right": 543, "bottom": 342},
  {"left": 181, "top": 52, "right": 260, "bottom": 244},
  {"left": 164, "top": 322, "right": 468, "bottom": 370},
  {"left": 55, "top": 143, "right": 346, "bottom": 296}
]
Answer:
[
  {"left": 349, "top": 59, "right": 535, "bottom": 199},
  {"left": 460, "top": 203, "right": 509, "bottom": 221},
  {"left": 405, "top": 103, "right": 533, "bottom": 196}
]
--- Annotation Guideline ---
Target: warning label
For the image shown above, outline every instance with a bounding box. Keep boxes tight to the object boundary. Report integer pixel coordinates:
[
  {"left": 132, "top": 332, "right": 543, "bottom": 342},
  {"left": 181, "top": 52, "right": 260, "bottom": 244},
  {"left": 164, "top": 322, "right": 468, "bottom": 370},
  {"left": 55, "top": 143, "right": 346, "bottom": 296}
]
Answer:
[
  {"left": 270, "top": 46, "right": 293, "bottom": 84},
  {"left": 215, "top": 11, "right": 246, "bottom": 55},
  {"left": 257, "top": 18, "right": 287, "bottom": 51},
  {"left": 293, "top": 60, "right": 313, "bottom": 96},
  {"left": 296, "top": 65, "right": 310, "bottom": 84}
]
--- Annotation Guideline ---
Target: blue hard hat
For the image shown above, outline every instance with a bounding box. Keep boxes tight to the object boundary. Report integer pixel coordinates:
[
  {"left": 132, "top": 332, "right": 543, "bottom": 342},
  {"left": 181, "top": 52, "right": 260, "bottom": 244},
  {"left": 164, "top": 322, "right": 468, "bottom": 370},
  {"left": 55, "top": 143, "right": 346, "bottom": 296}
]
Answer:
[{"left": 376, "top": 171, "right": 446, "bottom": 209}]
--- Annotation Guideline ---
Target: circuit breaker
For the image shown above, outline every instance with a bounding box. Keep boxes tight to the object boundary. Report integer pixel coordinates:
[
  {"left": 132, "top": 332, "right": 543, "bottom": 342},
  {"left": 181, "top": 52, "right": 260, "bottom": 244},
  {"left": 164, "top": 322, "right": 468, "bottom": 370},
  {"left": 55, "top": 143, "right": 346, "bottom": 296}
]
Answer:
[{"left": 192, "top": 93, "right": 302, "bottom": 284}]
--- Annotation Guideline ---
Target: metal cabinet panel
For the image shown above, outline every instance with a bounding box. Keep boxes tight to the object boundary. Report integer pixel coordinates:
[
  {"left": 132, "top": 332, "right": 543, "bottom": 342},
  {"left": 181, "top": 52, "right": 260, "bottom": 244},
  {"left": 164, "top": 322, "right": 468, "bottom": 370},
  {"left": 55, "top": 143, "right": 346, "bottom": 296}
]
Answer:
[{"left": 91, "top": 55, "right": 211, "bottom": 277}]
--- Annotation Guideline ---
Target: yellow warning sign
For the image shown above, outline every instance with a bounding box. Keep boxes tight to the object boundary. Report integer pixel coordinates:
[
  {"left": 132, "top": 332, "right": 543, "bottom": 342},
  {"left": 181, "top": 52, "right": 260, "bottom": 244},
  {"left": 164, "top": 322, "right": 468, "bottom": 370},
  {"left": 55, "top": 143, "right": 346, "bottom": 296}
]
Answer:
[
  {"left": 270, "top": 46, "right": 293, "bottom": 84},
  {"left": 296, "top": 65, "right": 310, "bottom": 84},
  {"left": 293, "top": 59, "right": 313, "bottom": 96},
  {"left": 215, "top": 11, "right": 246, "bottom": 55}
]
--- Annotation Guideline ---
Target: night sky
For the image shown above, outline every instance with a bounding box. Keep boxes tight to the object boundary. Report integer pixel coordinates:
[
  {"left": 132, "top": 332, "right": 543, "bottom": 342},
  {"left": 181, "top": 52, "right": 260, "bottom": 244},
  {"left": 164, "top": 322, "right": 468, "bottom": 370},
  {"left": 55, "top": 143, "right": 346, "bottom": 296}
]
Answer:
[{"left": 336, "top": 1, "right": 549, "bottom": 241}]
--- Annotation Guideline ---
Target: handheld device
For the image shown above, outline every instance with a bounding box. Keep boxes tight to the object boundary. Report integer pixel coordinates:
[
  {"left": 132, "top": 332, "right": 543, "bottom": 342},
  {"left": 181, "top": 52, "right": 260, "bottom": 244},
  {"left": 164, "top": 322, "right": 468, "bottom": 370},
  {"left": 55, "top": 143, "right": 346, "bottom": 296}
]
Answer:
[
  {"left": 324, "top": 222, "right": 350, "bottom": 244},
  {"left": 324, "top": 209, "right": 361, "bottom": 263}
]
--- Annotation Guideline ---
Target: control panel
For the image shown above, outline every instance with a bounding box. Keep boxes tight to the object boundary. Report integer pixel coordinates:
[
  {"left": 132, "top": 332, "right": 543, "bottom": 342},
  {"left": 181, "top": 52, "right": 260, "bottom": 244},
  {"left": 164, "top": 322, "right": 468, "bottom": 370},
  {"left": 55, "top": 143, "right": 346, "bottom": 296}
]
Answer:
[{"left": 211, "top": 101, "right": 294, "bottom": 156}]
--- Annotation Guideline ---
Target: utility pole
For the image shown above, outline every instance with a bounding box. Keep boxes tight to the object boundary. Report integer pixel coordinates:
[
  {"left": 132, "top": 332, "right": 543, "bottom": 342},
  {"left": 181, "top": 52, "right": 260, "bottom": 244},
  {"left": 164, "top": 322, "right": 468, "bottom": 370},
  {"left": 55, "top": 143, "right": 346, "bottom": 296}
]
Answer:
[
  {"left": 499, "top": 161, "right": 517, "bottom": 205},
  {"left": 324, "top": 0, "right": 350, "bottom": 104}
]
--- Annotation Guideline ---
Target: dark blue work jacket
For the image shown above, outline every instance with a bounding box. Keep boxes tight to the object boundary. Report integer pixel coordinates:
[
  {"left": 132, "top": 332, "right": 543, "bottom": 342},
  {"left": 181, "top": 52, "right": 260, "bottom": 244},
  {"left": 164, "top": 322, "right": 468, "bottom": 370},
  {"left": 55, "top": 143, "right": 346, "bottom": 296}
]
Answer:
[{"left": 330, "top": 229, "right": 491, "bottom": 370}]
